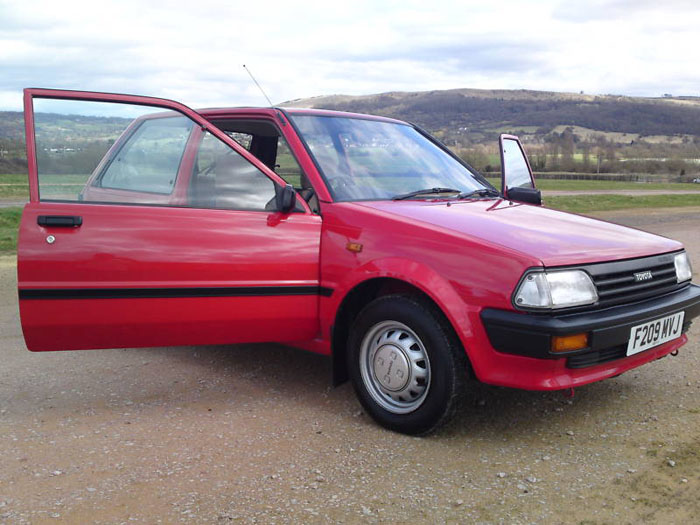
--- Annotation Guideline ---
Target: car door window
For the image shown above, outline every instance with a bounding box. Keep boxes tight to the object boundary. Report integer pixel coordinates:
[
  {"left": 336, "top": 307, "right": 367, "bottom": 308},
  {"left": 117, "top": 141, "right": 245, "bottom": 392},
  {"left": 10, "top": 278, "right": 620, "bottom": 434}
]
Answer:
[
  {"left": 32, "top": 98, "right": 277, "bottom": 209},
  {"left": 33, "top": 99, "right": 147, "bottom": 201},
  {"left": 501, "top": 137, "right": 534, "bottom": 190}
]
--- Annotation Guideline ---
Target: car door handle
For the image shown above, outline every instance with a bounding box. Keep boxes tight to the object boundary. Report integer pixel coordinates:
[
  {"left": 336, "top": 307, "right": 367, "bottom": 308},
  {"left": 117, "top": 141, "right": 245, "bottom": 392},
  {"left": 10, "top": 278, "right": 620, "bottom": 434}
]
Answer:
[{"left": 37, "top": 215, "right": 83, "bottom": 227}]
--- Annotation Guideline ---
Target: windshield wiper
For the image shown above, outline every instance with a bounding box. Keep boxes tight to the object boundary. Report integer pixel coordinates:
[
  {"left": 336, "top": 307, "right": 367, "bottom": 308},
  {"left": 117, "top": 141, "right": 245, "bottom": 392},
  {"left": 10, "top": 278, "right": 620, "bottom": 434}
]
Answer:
[
  {"left": 456, "top": 188, "right": 501, "bottom": 199},
  {"left": 392, "top": 187, "right": 462, "bottom": 201}
]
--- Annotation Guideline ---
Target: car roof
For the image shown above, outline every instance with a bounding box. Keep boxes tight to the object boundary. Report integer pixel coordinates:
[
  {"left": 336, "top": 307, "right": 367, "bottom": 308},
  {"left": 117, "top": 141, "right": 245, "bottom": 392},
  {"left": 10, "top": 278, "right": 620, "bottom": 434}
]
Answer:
[{"left": 196, "top": 106, "right": 408, "bottom": 125}]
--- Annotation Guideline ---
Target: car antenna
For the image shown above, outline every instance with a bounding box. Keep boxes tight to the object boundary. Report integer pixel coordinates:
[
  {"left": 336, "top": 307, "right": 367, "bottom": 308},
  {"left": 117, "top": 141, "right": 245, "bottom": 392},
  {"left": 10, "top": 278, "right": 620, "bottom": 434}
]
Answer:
[
  {"left": 243, "top": 64, "right": 274, "bottom": 107},
  {"left": 243, "top": 64, "right": 287, "bottom": 126}
]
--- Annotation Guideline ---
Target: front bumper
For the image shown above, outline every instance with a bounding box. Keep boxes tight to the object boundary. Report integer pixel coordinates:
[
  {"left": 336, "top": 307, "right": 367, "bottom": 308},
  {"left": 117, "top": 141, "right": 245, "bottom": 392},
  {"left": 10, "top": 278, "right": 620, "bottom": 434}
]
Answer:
[{"left": 480, "top": 284, "right": 700, "bottom": 368}]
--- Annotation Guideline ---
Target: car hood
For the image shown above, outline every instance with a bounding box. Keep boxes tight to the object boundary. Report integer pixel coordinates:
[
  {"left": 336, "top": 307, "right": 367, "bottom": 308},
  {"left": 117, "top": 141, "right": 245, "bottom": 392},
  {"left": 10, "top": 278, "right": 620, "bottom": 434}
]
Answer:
[{"left": 356, "top": 199, "right": 682, "bottom": 267}]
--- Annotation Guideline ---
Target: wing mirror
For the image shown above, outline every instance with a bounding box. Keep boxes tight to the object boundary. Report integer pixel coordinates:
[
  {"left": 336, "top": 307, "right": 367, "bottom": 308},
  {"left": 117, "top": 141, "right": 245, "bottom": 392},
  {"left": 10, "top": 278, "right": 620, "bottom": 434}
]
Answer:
[
  {"left": 499, "top": 134, "right": 541, "bottom": 205},
  {"left": 506, "top": 186, "right": 542, "bottom": 205},
  {"left": 275, "top": 183, "right": 297, "bottom": 213}
]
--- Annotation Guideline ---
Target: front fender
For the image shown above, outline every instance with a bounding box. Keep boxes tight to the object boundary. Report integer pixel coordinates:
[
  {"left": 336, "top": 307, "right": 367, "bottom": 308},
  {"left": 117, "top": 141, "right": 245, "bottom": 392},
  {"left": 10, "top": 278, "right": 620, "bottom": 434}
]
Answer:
[{"left": 321, "top": 256, "right": 481, "bottom": 369}]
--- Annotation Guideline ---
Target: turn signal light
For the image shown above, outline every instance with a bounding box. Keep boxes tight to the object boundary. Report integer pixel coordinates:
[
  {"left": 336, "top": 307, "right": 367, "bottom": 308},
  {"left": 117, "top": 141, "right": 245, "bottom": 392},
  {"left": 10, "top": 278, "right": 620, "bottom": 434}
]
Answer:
[
  {"left": 346, "top": 242, "right": 363, "bottom": 253},
  {"left": 551, "top": 333, "right": 589, "bottom": 353}
]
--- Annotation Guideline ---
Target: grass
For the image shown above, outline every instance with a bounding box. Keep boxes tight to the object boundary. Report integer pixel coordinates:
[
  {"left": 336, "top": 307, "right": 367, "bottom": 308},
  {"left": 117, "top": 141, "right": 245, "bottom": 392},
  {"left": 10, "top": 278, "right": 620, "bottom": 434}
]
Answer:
[
  {"left": 545, "top": 193, "right": 700, "bottom": 213},
  {"left": 0, "top": 174, "right": 26, "bottom": 184},
  {"left": 537, "top": 180, "right": 700, "bottom": 191},
  {"left": 0, "top": 173, "right": 91, "bottom": 200},
  {"left": 0, "top": 207, "right": 21, "bottom": 253},
  {"left": 0, "top": 173, "right": 28, "bottom": 198},
  {"left": 484, "top": 177, "right": 700, "bottom": 191}
]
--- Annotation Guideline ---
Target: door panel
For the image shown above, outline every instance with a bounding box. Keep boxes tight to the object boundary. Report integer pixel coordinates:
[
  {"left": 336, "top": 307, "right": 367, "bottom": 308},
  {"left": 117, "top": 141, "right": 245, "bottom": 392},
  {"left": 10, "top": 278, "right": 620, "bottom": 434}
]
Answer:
[
  {"left": 19, "top": 89, "right": 322, "bottom": 351},
  {"left": 19, "top": 202, "right": 322, "bottom": 351}
]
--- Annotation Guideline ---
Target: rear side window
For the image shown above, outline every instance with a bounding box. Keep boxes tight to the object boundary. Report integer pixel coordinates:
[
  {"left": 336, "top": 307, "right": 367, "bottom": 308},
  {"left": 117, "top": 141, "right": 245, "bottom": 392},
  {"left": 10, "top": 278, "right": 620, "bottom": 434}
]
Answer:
[{"left": 98, "top": 117, "right": 193, "bottom": 194}]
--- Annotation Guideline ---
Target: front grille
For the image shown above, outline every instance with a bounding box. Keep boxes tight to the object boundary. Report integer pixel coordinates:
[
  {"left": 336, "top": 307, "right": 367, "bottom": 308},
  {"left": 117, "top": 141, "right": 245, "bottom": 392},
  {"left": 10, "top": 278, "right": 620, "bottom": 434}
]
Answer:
[
  {"left": 583, "top": 252, "right": 685, "bottom": 309},
  {"left": 562, "top": 252, "right": 690, "bottom": 369}
]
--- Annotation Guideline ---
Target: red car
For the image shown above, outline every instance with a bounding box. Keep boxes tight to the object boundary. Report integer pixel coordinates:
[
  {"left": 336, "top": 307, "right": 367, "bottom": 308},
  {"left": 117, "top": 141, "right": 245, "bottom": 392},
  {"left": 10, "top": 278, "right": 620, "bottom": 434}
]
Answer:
[{"left": 18, "top": 89, "right": 700, "bottom": 434}]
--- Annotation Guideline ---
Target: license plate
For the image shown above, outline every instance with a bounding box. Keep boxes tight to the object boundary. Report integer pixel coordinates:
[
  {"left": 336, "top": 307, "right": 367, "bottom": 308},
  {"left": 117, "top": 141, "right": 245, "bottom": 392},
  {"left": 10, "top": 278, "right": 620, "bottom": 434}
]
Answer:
[{"left": 627, "top": 311, "right": 685, "bottom": 356}]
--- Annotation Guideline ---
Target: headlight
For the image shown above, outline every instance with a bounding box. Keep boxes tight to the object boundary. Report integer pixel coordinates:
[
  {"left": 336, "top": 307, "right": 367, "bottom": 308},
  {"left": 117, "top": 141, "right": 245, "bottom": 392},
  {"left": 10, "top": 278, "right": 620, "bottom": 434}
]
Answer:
[
  {"left": 513, "top": 270, "right": 598, "bottom": 309},
  {"left": 674, "top": 252, "right": 693, "bottom": 283}
]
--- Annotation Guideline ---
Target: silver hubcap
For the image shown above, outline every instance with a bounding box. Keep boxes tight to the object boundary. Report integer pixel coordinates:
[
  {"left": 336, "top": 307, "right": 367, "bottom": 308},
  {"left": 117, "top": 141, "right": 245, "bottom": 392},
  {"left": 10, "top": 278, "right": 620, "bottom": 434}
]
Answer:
[{"left": 359, "top": 321, "right": 431, "bottom": 414}]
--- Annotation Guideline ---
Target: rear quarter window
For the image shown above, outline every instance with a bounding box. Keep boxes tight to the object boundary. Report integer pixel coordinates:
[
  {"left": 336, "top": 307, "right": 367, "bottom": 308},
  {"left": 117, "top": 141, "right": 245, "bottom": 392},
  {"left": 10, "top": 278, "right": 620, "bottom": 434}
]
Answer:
[{"left": 97, "top": 117, "right": 193, "bottom": 194}]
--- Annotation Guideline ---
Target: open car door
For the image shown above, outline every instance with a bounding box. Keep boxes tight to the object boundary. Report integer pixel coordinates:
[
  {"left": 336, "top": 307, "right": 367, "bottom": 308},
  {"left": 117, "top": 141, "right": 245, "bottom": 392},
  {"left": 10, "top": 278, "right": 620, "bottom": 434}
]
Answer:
[{"left": 19, "top": 89, "right": 323, "bottom": 351}]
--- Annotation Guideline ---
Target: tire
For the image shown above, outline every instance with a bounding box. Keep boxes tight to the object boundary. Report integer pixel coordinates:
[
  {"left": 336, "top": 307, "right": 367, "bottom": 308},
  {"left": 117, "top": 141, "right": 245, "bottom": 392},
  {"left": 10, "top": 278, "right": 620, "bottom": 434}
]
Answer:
[{"left": 347, "top": 294, "right": 468, "bottom": 435}]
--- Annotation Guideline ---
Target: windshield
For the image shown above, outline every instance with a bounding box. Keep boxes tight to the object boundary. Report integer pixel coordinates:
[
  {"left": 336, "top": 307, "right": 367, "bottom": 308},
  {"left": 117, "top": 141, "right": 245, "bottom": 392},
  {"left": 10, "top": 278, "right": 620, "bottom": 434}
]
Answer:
[{"left": 290, "top": 115, "right": 492, "bottom": 201}]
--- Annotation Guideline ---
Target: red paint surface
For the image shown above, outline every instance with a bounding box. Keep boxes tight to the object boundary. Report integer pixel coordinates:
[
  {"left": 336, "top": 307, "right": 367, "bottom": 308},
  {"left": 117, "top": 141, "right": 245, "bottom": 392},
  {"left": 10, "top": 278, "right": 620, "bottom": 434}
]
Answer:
[
  {"left": 19, "top": 202, "right": 322, "bottom": 350},
  {"left": 358, "top": 199, "right": 682, "bottom": 266}
]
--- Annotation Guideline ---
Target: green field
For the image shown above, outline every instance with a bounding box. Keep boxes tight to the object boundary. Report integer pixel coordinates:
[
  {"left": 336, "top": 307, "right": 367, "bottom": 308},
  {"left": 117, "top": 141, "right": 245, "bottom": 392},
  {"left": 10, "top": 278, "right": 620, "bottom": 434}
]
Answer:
[
  {"left": 0, "top": 174, "right": 28, "bottom": 198},
  {"left": 0, "top": 207, "right": 21, "bottom": 253},
  {"left": 535, "top": 180, "right": 700, "bottom": 191},
  {"left": 0, "top": 173, "right": 91, "bottom": 200},
  {"left": 484, "top": 177, "right": 700, "bottom": 192},
  {"left": 545, "top": 193, "right": 700, "bottom": 213}
]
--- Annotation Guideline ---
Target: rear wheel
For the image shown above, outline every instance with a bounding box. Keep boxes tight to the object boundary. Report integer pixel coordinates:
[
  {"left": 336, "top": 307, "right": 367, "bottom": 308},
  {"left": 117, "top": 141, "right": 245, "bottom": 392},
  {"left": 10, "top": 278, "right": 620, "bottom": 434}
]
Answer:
[{"left": 347, "top": 295, "right": 468, "bottom": 435}]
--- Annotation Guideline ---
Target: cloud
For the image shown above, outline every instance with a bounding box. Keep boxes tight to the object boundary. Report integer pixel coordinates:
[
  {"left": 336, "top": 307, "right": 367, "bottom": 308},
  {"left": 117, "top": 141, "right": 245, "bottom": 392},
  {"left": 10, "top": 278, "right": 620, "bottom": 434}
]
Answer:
[
  {"left": 553, "top": 0, "right": 700, "bottom": 22},
  {"left": 0, "top": 0, "right": 698, "bottom": 112}
]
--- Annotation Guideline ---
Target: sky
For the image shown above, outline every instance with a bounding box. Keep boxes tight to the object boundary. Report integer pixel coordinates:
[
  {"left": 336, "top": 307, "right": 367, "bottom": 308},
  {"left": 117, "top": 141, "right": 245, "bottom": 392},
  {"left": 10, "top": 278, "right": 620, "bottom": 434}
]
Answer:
[{"left": 1, "top": 0, "right": 699, "bottom": 111}]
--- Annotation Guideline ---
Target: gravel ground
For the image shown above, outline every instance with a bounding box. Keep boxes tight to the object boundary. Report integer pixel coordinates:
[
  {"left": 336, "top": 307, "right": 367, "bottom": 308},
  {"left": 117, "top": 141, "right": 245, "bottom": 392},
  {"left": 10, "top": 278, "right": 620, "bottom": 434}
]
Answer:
[
  {"left": 0, "top": 201, "right": 27, "bottom": 208},
  {"left": 0, "top": 207, "right": 698, "bottom": 524}
]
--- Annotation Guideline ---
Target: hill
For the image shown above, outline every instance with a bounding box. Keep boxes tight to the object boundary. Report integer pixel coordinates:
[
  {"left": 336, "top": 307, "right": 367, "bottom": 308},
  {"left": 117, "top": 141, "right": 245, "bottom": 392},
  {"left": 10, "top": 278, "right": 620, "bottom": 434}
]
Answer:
[
  {"left": 0, "top": 111, "right": 128, "bottom": 173},
  {"left": 0, "top": 111, "right": 27, "bottom": 173},
  {"left": 282, "top": 89, "right": 700, "bottom": 177},
  {"left": 282, "top": 88, "right": 700, "bottom": 138}
]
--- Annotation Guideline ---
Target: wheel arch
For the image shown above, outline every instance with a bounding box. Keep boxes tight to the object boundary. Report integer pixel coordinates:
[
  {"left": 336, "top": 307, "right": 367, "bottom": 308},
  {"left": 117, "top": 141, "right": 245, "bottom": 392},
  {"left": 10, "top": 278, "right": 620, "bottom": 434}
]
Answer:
[{"left": 331, "top": 275, "right": 473, "bottom": 386}]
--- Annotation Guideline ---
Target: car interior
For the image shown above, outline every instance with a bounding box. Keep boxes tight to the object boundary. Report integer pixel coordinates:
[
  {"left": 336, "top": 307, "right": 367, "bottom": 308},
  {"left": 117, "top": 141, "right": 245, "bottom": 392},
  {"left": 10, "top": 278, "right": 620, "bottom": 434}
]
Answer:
[{"left": 201, "top": 119, "right": 320, "bottom": 213}]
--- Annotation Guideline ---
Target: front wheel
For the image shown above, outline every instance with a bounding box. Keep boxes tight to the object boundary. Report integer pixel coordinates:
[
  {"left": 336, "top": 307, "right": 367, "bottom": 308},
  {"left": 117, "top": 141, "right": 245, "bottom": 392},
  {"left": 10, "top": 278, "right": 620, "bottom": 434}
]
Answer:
[{"left": 347, "top": 295, "right": 468, "bottom": 435}]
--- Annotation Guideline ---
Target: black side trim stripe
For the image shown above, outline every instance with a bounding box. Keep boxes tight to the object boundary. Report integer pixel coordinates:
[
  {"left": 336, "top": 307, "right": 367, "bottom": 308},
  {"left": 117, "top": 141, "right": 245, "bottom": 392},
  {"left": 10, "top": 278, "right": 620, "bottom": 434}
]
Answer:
[
  {"left": 318, "top": 286, "right": 334, "bottom": 298},
  {"left": 19, "top": 286, "right": 335, "bottom": 300}
]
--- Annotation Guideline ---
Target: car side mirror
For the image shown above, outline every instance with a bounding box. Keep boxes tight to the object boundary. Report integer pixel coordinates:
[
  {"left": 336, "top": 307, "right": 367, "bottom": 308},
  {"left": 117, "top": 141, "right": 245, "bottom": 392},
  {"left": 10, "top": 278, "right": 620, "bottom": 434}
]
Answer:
[
  {"left": 506, "top": 186, "right": 542, "bottom": 205},
  {"left": 499, "top": 134, "right": 540, "bottom": 205},
  {"left": 275, "top": 183, "right": 297, "bottom": 213}
]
